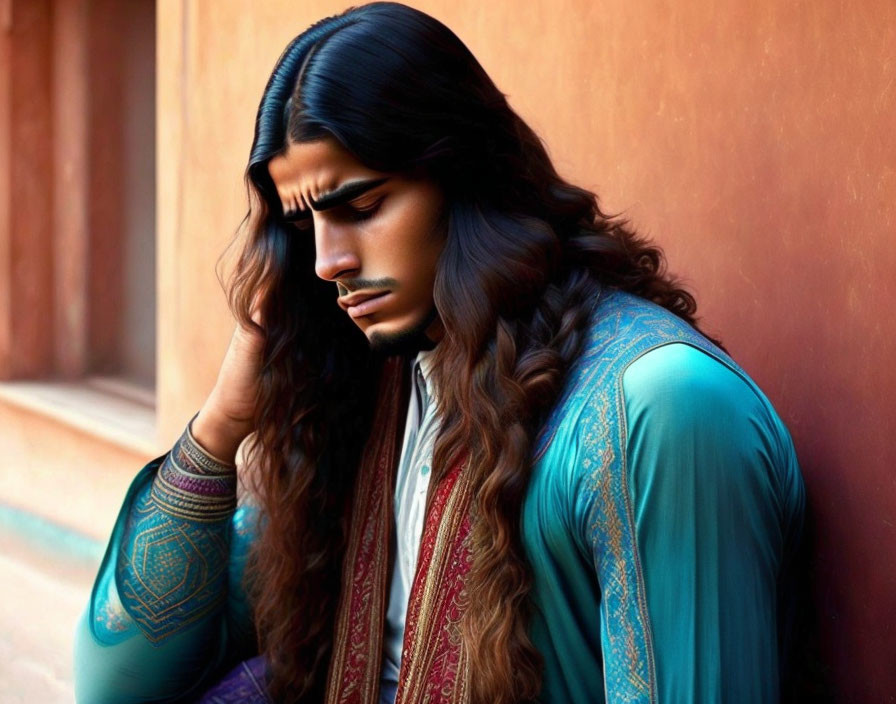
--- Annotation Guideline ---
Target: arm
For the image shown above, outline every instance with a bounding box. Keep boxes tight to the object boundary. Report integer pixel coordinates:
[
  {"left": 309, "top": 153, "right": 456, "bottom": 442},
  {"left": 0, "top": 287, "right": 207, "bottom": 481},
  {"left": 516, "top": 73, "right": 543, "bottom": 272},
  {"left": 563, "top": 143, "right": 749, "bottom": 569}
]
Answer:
[
  {"left": 73, "top": 423, "right": 258, "bottom": 704},
  {"left": 608, "top": 343, "right": 805, "bottom": 702},
  {"left": 74, "top": 313, "right": 265, "bottom": 702}
]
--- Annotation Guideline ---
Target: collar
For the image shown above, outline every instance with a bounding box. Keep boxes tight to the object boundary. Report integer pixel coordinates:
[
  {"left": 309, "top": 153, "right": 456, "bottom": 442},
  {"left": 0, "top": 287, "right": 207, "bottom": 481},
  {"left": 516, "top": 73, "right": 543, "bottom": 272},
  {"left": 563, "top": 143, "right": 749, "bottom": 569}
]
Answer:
[{"left": 413, "top": 348, "right": 437, "bottom": 403}]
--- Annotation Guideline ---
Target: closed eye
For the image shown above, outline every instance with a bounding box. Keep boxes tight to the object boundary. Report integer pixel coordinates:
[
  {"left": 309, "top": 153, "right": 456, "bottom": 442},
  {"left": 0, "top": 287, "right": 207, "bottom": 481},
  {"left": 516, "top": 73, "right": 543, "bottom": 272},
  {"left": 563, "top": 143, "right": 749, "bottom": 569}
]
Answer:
[
  {"left": 339, "top": 198, "right": 383, "bottom": 223},
  {"left": 285, "top": 215, "right": 314, "bottom": 232},
  {"left": 282, "top": 196, "right": 384, "bottom": 232}
]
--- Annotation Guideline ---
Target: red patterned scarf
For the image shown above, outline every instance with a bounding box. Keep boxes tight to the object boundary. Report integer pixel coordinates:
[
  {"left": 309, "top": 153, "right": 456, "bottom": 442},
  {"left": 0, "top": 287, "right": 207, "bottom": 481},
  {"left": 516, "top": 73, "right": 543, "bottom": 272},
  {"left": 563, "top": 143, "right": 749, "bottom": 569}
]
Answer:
[{"left": 325, "top": 357, "right": 475, "bottom": 703}]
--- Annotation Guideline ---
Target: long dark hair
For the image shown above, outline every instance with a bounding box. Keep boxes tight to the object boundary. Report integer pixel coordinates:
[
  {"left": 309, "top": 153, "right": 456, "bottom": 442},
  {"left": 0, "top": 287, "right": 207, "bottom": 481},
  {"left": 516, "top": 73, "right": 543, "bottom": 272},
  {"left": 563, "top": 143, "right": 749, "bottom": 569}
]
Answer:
[{"left": 231, "top": 3, "right": 706, "bottom": 701}]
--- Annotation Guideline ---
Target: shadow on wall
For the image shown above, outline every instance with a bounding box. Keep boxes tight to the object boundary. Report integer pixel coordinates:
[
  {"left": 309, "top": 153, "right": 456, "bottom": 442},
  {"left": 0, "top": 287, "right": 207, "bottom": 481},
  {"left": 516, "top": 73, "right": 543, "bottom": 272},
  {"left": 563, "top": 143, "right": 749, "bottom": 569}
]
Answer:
[{"left": 783, "top": 502, "right": 835, "bottom": 703}]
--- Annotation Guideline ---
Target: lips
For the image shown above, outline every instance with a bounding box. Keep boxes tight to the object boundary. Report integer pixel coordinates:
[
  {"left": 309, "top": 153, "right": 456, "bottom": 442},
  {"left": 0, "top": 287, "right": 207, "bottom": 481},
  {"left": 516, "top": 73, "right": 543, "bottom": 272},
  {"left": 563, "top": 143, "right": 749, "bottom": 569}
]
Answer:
[{"left": 337, "top": 290, "right": 392, "bottom": 318}]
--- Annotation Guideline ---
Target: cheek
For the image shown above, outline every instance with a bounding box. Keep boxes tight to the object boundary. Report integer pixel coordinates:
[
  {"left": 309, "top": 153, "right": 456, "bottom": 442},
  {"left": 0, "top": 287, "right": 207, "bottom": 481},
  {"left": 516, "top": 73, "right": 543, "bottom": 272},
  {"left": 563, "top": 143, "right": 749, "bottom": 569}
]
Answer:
[{"left": 372, "top": 200, "right": 444, "bottom": 274}]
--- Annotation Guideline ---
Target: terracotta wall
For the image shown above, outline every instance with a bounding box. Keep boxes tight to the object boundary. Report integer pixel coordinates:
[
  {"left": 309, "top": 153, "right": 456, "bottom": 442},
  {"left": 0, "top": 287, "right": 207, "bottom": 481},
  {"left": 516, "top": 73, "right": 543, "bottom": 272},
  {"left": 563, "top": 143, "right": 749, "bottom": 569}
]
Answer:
[
  {"left": 1, "top": 0, "right": 157, "bottom": 382},
  {"left": 156, "top": 1, "right": 895, "bottom": 699},
  {"left": 0, "top": 0, "right": 53, "bottom": 378},
  {"left": 120, "top": 0, "right": 157, "bottom": 387}
]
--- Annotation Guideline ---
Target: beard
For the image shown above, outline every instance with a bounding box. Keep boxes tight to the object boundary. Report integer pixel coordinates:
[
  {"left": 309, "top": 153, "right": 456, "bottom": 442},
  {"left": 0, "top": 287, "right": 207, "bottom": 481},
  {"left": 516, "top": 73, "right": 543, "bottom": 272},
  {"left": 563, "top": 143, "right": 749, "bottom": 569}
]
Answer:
[{"left": 367, "top": 306, "right": 439, "bottom": 356}]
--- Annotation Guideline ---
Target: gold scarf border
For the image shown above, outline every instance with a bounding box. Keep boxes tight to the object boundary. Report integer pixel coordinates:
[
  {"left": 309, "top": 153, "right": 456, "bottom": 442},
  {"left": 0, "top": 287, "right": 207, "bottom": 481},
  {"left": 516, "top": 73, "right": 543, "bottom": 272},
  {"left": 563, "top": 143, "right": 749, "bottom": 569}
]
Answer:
[{"left": 325, "top": 356, "right": 474, "bottom": 703}]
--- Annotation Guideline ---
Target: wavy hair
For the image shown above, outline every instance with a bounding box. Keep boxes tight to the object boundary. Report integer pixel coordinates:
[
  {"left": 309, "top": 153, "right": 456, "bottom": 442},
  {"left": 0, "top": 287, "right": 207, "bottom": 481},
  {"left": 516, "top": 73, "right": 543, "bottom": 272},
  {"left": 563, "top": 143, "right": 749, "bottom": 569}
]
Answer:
[{"left": 231, "top": 3, "right": 712, "bottom": 701}]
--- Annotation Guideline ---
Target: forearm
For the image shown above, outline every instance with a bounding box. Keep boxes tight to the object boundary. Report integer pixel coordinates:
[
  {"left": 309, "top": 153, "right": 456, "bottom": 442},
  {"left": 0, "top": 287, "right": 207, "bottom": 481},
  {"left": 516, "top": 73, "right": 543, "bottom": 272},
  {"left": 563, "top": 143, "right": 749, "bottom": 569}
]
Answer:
[
  {"left": 75, "top": 422, "right": 242, "bottom": 703},
  {"left": 117, "top": 421, "right": 237, "bottom": 640}
]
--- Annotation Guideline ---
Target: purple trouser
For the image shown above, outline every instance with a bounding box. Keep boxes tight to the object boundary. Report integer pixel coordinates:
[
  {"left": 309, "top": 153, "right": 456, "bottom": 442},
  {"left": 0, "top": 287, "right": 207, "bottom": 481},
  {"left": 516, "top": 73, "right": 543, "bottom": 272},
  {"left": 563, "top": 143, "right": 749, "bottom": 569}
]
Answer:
[
  {"left": 196, "top": 656, "right": 399, "bottom": 703},
  {"left": 197, "top": 655, "right": 271, "bottom": 703}
]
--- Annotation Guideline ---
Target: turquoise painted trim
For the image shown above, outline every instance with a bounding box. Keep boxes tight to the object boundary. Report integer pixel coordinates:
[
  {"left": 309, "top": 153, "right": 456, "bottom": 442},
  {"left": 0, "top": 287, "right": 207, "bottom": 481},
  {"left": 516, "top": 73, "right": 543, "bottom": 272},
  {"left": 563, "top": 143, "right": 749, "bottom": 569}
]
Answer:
[{"left": 0, "top": 501, "right": 105, "bottom": 565}]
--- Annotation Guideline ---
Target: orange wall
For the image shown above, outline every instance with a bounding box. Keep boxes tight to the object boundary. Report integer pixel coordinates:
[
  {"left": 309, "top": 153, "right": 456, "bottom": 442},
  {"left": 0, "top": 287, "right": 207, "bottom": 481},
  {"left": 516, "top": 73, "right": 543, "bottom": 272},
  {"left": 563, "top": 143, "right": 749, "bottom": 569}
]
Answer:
[{"left": 157, "top": 1, "right": 896, "bottom": 699}]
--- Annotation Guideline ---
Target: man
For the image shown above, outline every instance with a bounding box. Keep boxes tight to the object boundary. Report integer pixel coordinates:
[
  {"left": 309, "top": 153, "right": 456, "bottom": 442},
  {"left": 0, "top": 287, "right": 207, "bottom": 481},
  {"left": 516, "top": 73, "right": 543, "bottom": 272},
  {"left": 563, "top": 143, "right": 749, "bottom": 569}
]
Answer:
[{"left": 74, "top": 3, "right": 805, "bottom": 703}]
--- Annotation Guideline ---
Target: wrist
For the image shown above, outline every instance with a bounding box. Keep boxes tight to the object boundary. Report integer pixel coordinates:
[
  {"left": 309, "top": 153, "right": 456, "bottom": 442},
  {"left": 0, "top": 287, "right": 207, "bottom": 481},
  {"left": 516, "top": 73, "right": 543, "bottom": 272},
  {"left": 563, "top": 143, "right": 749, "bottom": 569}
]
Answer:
[{"left": 191, "top": 402, "right": 251, "bottom": 465}]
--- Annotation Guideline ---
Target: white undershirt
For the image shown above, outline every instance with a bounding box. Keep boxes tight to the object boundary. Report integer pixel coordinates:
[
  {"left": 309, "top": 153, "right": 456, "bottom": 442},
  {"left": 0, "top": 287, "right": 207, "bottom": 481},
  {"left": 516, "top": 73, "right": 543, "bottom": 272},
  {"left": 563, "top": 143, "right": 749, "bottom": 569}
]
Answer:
[{"left": 378, "top": 350, "right": 439, "bottom": 703}]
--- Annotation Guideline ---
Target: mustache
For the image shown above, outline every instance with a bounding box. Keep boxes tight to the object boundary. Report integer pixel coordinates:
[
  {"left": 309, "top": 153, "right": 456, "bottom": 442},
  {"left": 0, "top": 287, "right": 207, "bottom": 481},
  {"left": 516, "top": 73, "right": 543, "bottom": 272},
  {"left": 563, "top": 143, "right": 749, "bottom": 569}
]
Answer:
[{"left": 336, "top": 278, "right": 399, "bottom": 297}]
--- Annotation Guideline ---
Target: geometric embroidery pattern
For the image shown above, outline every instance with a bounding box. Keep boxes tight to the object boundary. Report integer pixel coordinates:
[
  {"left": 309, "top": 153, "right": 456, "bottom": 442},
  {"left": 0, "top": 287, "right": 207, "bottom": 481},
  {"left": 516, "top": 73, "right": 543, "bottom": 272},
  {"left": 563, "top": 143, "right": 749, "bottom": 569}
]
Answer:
[
  {"left": 115, "top": 425, "right": 237, "bottom": 643},
  {"left": 117, "top": 489, "right": 231, "bottom": 643}
]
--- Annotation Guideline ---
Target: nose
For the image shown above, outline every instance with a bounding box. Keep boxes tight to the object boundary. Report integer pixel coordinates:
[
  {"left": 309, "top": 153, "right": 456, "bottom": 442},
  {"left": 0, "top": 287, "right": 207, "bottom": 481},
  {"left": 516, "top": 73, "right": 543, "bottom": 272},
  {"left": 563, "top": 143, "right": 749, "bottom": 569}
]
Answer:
[{"left": 313, "top": 219, "right": 361, "bottom": 281}]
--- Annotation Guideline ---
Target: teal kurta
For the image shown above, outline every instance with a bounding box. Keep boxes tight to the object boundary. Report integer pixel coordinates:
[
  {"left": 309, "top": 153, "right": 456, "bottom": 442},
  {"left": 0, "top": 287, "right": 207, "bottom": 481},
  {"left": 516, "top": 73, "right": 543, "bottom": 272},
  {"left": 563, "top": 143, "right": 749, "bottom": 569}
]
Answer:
[
  {"left": 522, "top": 291, "right": 804, "bottom": 703},
  {"left": 74, "top": 290, "right": 804, "bottom": 703}
]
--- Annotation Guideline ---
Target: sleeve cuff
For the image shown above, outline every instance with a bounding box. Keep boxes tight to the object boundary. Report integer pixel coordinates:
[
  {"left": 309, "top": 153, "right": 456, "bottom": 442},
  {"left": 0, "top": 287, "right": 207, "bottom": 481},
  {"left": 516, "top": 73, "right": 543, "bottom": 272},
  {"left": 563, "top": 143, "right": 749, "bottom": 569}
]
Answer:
[
  {"left": 149, "top": 418, "right": 238, "bottom": 522},
  {"left": 184, "top": 415, "right": 238, "bottom": 472}
]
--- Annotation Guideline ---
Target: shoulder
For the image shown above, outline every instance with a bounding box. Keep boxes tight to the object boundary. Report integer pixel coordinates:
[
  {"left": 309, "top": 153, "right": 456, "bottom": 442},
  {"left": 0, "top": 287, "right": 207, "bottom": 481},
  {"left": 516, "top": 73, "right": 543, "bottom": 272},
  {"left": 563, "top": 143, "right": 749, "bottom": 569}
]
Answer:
[
  {"left": 536, "top": 291, "right": 725, "bottom": 460},
  {"left": 620, "top": 342, "right": 793, "bottom": 467},
  {"left": 622, "top": 342, "right": 763, "bottom": 430},
  {"left": 620, "top": 342, "right": 803, "bottom": 530},
  {"left": 568, "top": 291, "right": 788, "bottom": 458}
]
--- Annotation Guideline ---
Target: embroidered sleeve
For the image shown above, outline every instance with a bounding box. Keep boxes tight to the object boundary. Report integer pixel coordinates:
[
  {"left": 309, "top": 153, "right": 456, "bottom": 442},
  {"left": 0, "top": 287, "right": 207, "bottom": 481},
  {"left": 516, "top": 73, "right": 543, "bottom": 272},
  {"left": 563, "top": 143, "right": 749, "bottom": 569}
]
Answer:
[
  {"left": 116, "top": 420, "right": 237, "bottom": 642},
  {"left": 73, "top": 421, "right": 259, "bottom": 704}
]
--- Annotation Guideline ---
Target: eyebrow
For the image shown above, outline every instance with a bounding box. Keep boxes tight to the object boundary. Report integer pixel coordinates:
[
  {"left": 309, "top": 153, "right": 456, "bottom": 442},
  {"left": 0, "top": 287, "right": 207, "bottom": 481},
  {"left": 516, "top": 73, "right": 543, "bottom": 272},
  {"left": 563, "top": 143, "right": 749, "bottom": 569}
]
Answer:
[{"left": 283, "top": 176, "right": 390, "bottom": 218}]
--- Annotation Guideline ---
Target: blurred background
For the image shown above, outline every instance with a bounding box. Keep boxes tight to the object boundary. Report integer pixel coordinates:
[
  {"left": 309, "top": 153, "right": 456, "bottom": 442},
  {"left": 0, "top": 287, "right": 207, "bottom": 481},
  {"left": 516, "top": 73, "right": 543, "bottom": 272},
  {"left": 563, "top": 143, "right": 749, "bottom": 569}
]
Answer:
[{"left": 0, "top": 0, "right": 893, "bottom": 701}]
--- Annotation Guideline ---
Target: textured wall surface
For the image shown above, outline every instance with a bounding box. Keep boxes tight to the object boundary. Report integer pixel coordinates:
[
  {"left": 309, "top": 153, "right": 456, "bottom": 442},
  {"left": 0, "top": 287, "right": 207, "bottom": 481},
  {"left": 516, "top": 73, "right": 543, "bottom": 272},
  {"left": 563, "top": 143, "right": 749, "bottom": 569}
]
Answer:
[{"left": 156, "top": 1, "right": 895, "bottom": 699}]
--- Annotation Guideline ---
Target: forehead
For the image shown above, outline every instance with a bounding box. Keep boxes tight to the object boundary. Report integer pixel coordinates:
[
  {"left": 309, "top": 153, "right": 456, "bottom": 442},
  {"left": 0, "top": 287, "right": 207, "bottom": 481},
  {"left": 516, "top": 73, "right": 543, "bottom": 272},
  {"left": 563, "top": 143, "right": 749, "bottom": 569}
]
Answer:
[{"left": 267, "top": 137, "right": 381, "bottom": 198}]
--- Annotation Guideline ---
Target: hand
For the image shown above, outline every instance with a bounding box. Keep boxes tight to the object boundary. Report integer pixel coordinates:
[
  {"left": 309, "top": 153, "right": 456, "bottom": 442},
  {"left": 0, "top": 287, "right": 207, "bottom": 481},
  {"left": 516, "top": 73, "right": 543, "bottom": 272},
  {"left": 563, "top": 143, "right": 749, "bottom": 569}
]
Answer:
[{"left": 192, "top": 306, "right": 266, "bottom": 464}]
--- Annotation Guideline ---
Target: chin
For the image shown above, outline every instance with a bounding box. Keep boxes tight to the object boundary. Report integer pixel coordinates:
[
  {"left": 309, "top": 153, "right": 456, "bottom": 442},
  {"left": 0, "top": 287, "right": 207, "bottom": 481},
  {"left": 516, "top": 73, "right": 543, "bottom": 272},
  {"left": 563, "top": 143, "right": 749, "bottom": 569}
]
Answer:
[{"left": 365, "top": 310, "right": 439, "bottom": 356}]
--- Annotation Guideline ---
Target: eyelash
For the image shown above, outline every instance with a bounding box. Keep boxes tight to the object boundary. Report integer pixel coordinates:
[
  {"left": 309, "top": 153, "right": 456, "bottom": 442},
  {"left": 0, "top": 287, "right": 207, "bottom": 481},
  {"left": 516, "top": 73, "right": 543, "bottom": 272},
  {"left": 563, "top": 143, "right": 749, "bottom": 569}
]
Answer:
[
  {"left": 345, "top": 200, "right": 382, "bottom": 222},
  {"left": 285, "top": 200, "right": 382, "bottom": 232},
  {"left": 289, "top": 218, "right": 313, "bottom": 232}
]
